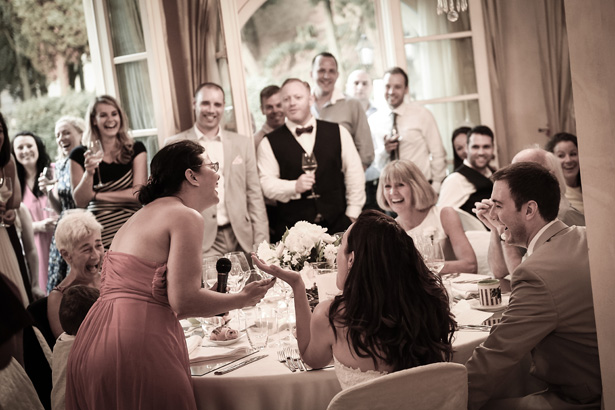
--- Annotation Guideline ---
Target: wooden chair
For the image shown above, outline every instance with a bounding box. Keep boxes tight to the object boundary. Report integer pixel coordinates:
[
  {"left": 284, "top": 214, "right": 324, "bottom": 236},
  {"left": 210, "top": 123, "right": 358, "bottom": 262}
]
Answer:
[{"left": 327, "top": 362, "right": 468, "bottom": 410}]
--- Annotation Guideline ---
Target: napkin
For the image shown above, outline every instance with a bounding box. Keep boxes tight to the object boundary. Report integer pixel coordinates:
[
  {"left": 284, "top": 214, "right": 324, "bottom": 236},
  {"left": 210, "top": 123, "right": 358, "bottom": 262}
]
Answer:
[
  {"left": 189, "top": 346, "right": 253, "bottom": 365},
  {"left": 449, "top": 274, "right": 492, "bottom": 299},
  {"left": 452, "top": 299, "right": 493, "bottom": 326},
  {"left": 186, "top": 335, "right": 203, "bottom": 355}
]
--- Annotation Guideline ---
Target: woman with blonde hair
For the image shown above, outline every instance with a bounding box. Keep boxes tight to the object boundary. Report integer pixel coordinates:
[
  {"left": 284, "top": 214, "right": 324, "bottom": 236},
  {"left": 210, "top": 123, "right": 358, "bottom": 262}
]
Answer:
[
  {"left": 377, "top": 159, "right": 477, "bottom": 274},
  {"left": 70, "top": 95, "right": 147, "bottom": 248}
]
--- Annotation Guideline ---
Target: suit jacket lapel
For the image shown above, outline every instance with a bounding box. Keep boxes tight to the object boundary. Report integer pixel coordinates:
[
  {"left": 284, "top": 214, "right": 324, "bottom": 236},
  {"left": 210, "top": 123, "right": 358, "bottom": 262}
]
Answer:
[
  {"left": 533, "top": 220, "right": 569, "bottom": 252},
  {"left": 222, "top": 131, "right": 233, "bottom": 194}
]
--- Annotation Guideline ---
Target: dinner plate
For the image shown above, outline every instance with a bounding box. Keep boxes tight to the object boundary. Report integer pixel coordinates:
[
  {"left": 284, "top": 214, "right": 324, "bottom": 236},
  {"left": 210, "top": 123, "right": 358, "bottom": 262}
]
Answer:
[
  {"left": 208, "top": 332, "right": 246, "bottom": 346},
  {"left": 469, "top": 295, "right": 510, "bottom": 312}
]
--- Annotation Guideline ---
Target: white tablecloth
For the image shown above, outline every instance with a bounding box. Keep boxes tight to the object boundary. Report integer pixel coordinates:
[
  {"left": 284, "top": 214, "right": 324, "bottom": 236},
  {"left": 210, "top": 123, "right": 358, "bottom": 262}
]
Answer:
[{"left": 191, "top": 329, "right": 489, "bottom": 410}]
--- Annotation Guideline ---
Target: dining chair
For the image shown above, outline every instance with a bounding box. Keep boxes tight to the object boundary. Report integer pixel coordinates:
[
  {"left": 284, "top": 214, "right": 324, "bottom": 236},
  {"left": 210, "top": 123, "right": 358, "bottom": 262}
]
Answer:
[
  {"left": 326, "top": 362, "right": 468, "bottom": 410},
  {"left": 454, "top": 208, "right": 487, "bottom": 232},
  {"left": 464, "top": 231, "right": 492, "bottom": 276}
]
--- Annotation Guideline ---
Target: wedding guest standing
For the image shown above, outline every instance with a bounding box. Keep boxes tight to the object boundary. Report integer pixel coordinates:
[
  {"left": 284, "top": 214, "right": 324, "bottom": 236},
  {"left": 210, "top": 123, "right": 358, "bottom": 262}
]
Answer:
[
  {"left": 545, "top": 132, "right": 584, "bottom": 214},
  {"left": 254, "top": 210, "right": 455, "bottom": 390},
  {"left": 466, "top": 163, "right": 600, "bottom": 409},
  {"left": 70, "top": 95, "right": 147, "bottom": 248},
  {"left": 66, "top": 141, "right": 275, "bottom": 410},
  {"left": 377, "top": 160, "right": 477, "bottom": 274},
  {"left": 12, "top": 132, "right": 56, "bottom": 293},
  {"left": 44, "top": 116, "right": 84, "bottom": 293}
]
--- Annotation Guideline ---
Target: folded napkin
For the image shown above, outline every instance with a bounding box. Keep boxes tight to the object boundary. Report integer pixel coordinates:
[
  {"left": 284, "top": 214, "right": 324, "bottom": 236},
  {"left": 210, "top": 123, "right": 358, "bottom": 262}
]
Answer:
[
  {"left": 452, "top": 299, "right": 494, "bottom": 326},
  {"left": 186, "top": 335, "right": 203, "bottom": 356},
  {"left": 449, "top": 274, "right": 492, "bottom": 299},
  {"left": 189, "top": 346, "right": 253, "bottom": 365}
]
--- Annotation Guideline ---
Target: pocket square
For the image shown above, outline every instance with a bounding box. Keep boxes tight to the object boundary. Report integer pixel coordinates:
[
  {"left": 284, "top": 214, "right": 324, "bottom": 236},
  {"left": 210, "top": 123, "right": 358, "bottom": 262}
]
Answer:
[{"left": 232, "top": 155, "right": 243, "bottom": 165}]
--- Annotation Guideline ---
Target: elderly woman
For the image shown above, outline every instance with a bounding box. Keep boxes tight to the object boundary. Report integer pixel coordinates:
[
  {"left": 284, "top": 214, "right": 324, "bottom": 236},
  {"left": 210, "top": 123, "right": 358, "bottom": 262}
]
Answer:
[
  {"left": 254, "top": 210, "right": 456, "bottom": 390},
  {"left": 545, "top": 132, "right": 583, "bottom": 214},
  {"left": 377, "top": 160, "right": 477, "bottom": 274},
  {"left": 47, "top": 209, "right": 103, "bottom": 338},
  {"left": 70, "top": 95, "right": 147, "bottom": 248},
  {"left": 44, "top": 116, "right": 86, "bottom": 293},
  {"left": 66, "top": 140, "right": 275, "bottom": 410}
]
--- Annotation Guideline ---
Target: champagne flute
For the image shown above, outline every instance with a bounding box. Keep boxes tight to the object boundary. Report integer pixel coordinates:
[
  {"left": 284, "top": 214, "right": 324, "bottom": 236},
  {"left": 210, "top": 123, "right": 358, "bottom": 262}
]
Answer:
[
  {"left": 88, "top": 140, "right": 105, "bottom": 189},
  {"left": 424, "top": 240, "right": 445, "bottom": 275},
  {"left": 301, "top": 152, "right": 319, "bottom": 199},
  {"left": 0, "top": 177, "right": 13, "bottom": 228},
  {"left": 41, "top": 166, "right": 57, "bottom": 212}
]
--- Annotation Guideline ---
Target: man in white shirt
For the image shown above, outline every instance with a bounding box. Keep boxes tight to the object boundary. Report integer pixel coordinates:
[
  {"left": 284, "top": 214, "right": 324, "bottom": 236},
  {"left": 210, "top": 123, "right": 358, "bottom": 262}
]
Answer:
[
  {"left": 438, "top": 125, "right": 495, "bottom": 215},
  {"left": 165, "top": 82, "right": 268, "bottom": 255},
  {"left": 253, "top": 85, "right": 285, "bottom": 149},
  {"left": 310, "top": 52, "right": 374, "bottom": 169},
  {"left": 370, "top": 67, "right": 447, "bottom": 193},
  {"left": 257, "top": 78, "right": 365, "bottom": 241}
]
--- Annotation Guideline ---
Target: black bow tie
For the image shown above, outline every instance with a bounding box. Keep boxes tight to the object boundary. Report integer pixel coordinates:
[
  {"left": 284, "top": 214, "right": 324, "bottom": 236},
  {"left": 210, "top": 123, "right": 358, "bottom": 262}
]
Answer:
[{"left": 296, "top": 125, "right": 314, "bottom": 136}]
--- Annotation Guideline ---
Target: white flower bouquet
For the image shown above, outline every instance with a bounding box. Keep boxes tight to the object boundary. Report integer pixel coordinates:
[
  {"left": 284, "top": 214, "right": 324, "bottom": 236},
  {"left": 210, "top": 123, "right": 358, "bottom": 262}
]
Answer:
[{"left": 256, "top": 221, "right": 340, "bottom": 272}]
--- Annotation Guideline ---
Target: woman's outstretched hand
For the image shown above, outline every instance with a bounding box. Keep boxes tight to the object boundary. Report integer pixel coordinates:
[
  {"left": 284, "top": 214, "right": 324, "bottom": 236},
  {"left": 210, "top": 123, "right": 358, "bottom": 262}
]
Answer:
[{"left": 251, "top": 253, "right": 303, "bottom": 289}]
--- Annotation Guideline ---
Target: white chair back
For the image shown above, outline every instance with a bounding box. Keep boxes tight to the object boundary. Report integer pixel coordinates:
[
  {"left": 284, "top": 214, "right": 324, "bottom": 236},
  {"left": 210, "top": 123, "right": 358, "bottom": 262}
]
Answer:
[
  {"left": 454, "top": 208, "right": 487, "bottom": 232},
  {"left": 465, "top": 231, "right": 492, "bottom": 276},
  {"left": 327, "top": 362, "right": 467, "bottom": 410}
]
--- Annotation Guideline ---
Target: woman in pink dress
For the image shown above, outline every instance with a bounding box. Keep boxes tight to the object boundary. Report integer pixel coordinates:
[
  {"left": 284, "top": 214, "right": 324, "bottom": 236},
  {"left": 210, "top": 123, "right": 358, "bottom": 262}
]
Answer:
[
  {"left": 12, "top": 132, "right": 57, "bottom": 293},
  {"left": 66, "top": 140, "right": 276, "bottom": 410}
]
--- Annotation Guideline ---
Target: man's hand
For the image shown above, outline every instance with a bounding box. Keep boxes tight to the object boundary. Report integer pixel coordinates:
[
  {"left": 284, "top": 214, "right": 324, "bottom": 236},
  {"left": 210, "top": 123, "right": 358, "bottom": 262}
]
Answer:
[
  {"left": 384, "top": 136, "right": 399, "bottom": 154},
  {"left": 473, "top": 199, "right": 504, "bottom": 234},
  {"left": 295, "top": 173, "right": 315, "bottom": 194}
]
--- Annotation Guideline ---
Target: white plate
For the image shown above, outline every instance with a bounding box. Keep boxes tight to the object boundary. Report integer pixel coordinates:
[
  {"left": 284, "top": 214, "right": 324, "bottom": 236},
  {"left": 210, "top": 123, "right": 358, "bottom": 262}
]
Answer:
[
  {"left": 208, "top": 332, "right": 245, "bottom": 346},
  {"left": 469, "top": 295, "right": 510, "bottom": 312}
]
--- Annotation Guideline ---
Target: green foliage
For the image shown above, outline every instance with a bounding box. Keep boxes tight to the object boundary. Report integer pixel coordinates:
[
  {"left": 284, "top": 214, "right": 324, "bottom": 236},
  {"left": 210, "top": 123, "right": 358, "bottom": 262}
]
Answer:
[{"left": 9, "top": 92, "right": 94, "bottom": 159}]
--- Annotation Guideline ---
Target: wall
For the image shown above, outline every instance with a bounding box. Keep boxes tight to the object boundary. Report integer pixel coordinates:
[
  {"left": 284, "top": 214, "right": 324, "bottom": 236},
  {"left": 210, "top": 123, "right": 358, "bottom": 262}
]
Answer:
[{"left": 565, "top": 0, "right": 615, "bottom": 408}]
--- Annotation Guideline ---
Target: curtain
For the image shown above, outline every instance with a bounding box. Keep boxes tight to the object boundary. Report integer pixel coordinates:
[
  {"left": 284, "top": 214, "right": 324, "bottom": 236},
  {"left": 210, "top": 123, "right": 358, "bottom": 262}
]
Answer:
[
  {"left": 481, "top": 0, "right": 510, "bottom": 164},
  {"left": 535, "top": 0, "right": 576, "bottom": 136}
]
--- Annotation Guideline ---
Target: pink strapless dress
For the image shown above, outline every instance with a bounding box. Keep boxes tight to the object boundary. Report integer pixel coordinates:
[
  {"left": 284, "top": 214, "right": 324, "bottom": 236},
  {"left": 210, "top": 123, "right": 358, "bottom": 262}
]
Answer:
[{"left": 65, "top": 251, "right": 196, "bottom": 410}]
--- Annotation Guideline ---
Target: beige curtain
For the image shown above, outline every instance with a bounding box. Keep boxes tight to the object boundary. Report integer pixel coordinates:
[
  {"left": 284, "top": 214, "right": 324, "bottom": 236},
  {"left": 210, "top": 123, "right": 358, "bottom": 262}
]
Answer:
[
  {"left": 161, "top": 0, "right": 222, "bottom": 133},
  {"left": 481, "top": 1, "right": 510, "bottom": 164},
  {"left": 535, "top": 0, "right": 576, "bottom": 136}
]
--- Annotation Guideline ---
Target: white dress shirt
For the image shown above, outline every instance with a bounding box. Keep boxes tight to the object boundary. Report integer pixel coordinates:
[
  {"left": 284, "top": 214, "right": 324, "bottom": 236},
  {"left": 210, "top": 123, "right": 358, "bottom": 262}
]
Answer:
[
  {"left": 194, "top": 124, "right": 230, "bottom": 226},
  {"left": 438, "top": 159, "right": 493, "bottom": 209},
  {"left": 257, "top": 116, "right": 366, "bottom": 218}
]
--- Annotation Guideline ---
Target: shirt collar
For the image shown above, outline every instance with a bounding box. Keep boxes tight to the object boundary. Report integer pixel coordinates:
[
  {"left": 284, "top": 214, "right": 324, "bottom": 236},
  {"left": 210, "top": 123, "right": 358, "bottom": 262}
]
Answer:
[
  {"left": 463, "top": 159, "right": 492, "bottom": 178},
  {"left": 286, "top": 116, "right": 316, "bottom": 138},
  {"left": 312, "top": 88, "right": 346, "bottom": 107},
  {"left": 526, "top": 219, "right": 559, "bottom": 256},
  {"left": 194, "top": 124, "right": 222, "bottom": 142}
]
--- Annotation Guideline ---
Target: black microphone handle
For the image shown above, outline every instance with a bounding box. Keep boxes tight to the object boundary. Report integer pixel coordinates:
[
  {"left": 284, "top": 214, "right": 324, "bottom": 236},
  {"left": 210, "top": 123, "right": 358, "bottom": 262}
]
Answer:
[{"left": 216, "top": 273, "right": 228, "bottom": 294}]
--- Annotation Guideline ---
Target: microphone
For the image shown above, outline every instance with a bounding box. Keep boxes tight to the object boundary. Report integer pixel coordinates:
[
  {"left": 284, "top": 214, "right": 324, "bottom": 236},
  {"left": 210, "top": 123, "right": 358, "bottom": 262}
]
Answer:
[{"left": 215, "top": 257, "right": 232, "bottom": 294}]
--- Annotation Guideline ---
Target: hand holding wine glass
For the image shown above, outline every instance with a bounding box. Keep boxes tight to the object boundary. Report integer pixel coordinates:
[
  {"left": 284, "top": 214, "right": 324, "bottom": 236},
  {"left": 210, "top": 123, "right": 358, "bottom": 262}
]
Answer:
[
  {"left": 424, "top": 240, "right": 445, "bottom": 275},
  {"left": 88, "top": 140, "right": 105, "bottom": 189},
  {"left": 0, "top": 177, "right": 13, "bottom": 228},
  {"left": 301, "top": 152, "right": 319, "bottom": 199},
  {"left": 41, "top": 166, "right": 57, "bottom": 212}
]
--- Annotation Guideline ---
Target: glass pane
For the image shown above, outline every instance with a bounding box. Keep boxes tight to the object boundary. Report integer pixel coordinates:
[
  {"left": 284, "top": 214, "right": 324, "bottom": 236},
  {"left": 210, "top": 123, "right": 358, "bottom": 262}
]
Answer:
[
  {"left": 107, "top": 0, "right": 146, "bottom": 56},
  {"left": 424, "top": 99, "right": 480, "bottom": 173},
  {"left": 405, "top": 37, "right": 477, "bottom": 101},
  {"left": 116, "top": 61, "right": 155, "bottom": 130},
  {"left": 401, "top": 0, "right": 471, "bottom": 38},
  {"left": 240, "top": 0, "right": 382, "bottom": 131}
]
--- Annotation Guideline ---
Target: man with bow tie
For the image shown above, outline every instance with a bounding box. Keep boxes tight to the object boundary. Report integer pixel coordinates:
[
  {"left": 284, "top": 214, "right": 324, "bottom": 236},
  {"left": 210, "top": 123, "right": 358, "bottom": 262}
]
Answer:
[
  {"left": 164, "top": 82, "right": 268, "bottom": 255},
  {"left": 257, "top": 78, "right": 365, "bottom": 242}
]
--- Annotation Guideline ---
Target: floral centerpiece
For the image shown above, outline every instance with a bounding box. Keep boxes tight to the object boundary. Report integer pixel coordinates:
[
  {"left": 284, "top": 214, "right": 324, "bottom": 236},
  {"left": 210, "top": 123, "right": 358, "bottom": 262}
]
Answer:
[{"left": 256, "top": 221, "right": 340, "bottom": 272}]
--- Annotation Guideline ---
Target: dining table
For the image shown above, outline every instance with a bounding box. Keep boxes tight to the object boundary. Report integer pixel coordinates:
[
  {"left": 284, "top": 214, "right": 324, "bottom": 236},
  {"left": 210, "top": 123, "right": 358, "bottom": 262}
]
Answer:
[{"left": 188, "top": 274, "right": 509, "bottom": 410}]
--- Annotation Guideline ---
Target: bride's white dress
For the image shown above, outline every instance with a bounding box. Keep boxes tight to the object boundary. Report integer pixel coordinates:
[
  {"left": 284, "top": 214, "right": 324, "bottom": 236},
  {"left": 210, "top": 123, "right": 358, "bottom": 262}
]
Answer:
[{"left": 333, "top": 355, "right": 388, "bottom": 390}]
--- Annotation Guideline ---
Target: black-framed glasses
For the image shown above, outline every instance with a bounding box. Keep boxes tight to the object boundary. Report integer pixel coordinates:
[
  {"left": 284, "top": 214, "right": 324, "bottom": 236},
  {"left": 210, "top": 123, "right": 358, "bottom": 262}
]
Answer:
[{"left": 203, "top": 162, "right": 219, "bottom": 172}]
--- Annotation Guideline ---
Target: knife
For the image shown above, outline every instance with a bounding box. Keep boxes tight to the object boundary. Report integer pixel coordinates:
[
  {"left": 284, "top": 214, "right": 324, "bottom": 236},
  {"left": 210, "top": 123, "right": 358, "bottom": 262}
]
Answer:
[{"left": 214, "top": 354, "right": 268, "bottom": 375}]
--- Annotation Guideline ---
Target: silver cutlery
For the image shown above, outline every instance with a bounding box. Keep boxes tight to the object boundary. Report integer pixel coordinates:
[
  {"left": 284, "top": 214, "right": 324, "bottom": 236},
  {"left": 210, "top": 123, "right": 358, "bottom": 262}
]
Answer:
[
  {"left": 284, "top": 347, "right": 300, "bottom": 372},
  {"left": 214, "top": 354, "right": 267, "bottom": 375},
  {"left": 291, "top": 348, "right": 308, "bottom": 371},
  {"left": 453, "top": 279, "right": 482, "bottom": 284},
  {"left": 277, "top": 349, "right": 296, "bottom": 372},
  {"left": 458, "top": 324, "right": 492, "bottom": 331}
]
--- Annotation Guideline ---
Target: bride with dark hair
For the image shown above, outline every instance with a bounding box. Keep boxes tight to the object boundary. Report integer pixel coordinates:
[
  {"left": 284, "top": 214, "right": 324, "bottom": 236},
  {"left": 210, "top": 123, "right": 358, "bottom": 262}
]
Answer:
[{"left": 253, "top": 209, "right": 456, "bottom": 389}]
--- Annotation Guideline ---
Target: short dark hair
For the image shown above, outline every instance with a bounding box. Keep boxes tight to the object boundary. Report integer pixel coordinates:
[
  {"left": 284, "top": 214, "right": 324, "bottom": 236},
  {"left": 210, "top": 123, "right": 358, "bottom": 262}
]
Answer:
[
  {"left": 467, "top": 125, "right": 494, "bottom": 143},
  {"left": 492, "top": 162, "right": 560, "bottom": 222},
  {"left": 384, "top": 67, "right": 409, "bottom": 88},
  {"left": 544, "top": 132, "right": 577, "bottom": 153},
  {"left": 12, "top": 131, "right": 51, "bottom": 198},
  {"left": 194, "top": 82, "right": 225, "bottom": 100},
  {"left": 311, "top": 52, "right": 338, "bottom": 70},
  {"left": 138, "top": 140, "right": 205, "bottom": 205},
  {"left": 259, "top": 85, "right": 280, "bottom": 107},
  {"left": 59, "top": 285, "right": 100, "bottom": 336},
  {"left": 0, "top": 112, "right": 10, "bottom": 167}
]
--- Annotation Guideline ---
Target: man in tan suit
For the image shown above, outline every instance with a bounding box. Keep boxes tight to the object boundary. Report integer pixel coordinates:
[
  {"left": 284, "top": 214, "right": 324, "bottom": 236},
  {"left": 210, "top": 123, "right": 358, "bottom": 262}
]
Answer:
[
  {"left": 165, "top": 82, "right": 268, "bottom": 256},
  {"left": 467, "top": 162, "right": 601, "bottom": 410}
]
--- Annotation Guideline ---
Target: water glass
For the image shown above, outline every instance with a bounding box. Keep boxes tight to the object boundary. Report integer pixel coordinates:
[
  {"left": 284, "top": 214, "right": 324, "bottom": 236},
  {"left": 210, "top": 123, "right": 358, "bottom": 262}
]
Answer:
[
  {"left": 202, "top": 255, "right": 221, "bottom": 289},
  {"left": 242, "top": 306, "right": 276, "bottom": 350},
  {"left": 314, "top": 268, "right": 339, "bottom": 302}
]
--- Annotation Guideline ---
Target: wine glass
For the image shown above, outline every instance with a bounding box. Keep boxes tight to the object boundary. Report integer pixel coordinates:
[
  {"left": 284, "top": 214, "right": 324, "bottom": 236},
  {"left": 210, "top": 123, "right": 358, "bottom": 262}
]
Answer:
[
  {"left": 88, "top": 140, "right": 105, "bottom": 189},
  {"left": 225, "top": 252, "right": 250, "bottom": 294},
  {"left": 41, "top": 166, "right": 57, "bottom": 212},
  {"left": 424, "top": 240, "right": 445, "bottom": 275},
  {"left": 202, "top": 255, "right": 221, "bottom": 289},
  {"left": 301, "top": 152, "right": 319, "bottom": 199},
  {"left": 0, "top": 177, "right": 13, "bottom": 228}
]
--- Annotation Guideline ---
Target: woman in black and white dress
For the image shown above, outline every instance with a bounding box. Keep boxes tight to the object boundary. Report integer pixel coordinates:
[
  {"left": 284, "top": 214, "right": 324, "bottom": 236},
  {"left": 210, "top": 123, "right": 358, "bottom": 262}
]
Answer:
[{"left": 70, "top": 95, "right": 147, "bottom": 248}]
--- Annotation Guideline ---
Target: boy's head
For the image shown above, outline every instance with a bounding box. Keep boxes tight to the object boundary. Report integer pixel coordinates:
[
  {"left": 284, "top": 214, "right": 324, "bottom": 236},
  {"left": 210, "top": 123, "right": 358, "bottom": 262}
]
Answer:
[{"left": 59, "top": 285, "right": 100, "bottom": 336}]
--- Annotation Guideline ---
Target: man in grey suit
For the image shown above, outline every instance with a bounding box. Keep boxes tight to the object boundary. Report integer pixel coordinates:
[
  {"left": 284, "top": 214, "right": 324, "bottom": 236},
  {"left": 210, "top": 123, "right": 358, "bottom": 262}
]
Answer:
[
  {"left": 467, "top": 162, "right": 601, "bottom": 410},
  {"left": 165, "top": 82, "right": 268, "bottom": 256}
]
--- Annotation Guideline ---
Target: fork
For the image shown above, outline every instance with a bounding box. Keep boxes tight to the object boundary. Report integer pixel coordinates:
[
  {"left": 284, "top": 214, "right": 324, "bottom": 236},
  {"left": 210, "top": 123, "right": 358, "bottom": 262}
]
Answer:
[
  {"left": 277, "top": 349, "right": 296, "bottom": 372},
  {"left": 291, "top": 348, "right": 308, "bottom": 371},
  {"left": 284, "top": 347, "right": 302, "bottom": 372}
]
